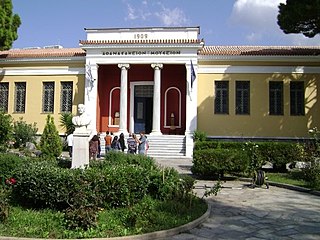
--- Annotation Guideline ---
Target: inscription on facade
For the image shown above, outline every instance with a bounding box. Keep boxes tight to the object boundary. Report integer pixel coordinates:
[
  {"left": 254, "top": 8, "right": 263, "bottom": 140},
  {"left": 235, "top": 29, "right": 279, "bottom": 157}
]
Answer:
[
  {"left": 102, "top": 50, "right": 181, "bottom": 56},
  {"left": 134, "top": 33, "right": 148, "bottom": 39}
]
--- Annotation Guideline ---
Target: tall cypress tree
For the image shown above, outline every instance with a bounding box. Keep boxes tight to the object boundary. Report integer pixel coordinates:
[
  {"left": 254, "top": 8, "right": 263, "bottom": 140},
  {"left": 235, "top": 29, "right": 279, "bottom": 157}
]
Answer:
[
  {"left": 0, "top": 0, "right": 21, "bottom": 50},
  {"left": 40, "top": 115, "right": 63, "bottom": 158}
]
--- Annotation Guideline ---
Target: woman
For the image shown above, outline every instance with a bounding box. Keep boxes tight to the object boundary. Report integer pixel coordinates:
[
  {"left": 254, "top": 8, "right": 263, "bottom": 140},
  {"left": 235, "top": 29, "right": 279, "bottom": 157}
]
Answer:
[{"left": 89, "top": 135, "right": 99, "bottom": 160}]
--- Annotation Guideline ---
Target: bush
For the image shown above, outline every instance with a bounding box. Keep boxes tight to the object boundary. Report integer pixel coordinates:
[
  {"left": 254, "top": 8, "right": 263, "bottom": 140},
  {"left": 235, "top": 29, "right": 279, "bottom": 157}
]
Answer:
[
  {"left": 192, "top": 148, "right": 249, "bottom": 178},
  {"left": 193, "top": 130, "right": 207, "bottom": 142},
  {"left": 39, "top": 115, "right": 63, "bottom": 158},
  {"left": 0, "top": 153, "right": 24, "bottom": 181},
  {"left": 257, "top": 142, "right": 305, "bottom": 171},
  {"left": 13, "top": 118, "right": 38, "bottom": 148}
]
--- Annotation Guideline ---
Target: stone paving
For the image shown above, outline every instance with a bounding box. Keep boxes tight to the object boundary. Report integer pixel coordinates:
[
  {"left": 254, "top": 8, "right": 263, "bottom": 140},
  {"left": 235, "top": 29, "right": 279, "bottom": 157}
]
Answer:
[{"left": 156, "top": 158, "right": 320, "bottom": 240}]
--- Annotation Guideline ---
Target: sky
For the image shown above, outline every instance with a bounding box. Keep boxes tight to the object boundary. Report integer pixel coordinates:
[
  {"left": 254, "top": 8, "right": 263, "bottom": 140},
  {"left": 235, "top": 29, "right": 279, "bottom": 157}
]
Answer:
[{"left": 11, "top": 0, "right": 320, "bottom": 49}]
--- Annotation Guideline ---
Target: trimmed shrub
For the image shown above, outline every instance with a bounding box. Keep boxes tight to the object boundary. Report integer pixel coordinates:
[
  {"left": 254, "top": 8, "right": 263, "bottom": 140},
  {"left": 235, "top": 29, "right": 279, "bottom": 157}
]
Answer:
[{"left": 191, "top": 148, "right": 249, "bottom": 178}]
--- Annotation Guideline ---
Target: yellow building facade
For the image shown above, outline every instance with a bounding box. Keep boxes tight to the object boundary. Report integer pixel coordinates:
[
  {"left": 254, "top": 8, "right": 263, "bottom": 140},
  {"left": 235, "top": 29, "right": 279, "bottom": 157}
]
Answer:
[{"left": 197, "top": 47, "right": 320, "bottom": 138}]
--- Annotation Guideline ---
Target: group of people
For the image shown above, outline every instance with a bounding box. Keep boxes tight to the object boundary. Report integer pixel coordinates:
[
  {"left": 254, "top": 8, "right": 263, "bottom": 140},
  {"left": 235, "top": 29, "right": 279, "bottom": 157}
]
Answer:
[
  {"left": 104, "top": 131, "right": 149, "bottom": 155},
  {"left": 87, "top": 131, "right": 149, "bottom": 160},
  {"left": 67, "top": 131, "right": 149, "bottom": 160}
]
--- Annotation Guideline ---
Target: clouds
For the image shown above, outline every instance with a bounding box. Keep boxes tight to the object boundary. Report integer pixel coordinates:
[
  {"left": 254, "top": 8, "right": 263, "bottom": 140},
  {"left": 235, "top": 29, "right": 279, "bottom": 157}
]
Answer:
[
  {"left": 123, "top": 0, "right": 188, "bottom": 26},
  {"left": 229, "top": 0, "right": 320, "bottom": 45},
  {"left": 230, "top": 0, "right": 286, "bottom": 42}
]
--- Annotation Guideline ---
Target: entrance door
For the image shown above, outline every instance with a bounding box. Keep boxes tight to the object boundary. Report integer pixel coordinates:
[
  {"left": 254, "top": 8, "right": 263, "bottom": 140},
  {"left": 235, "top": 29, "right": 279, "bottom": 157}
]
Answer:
[{"left": 134, "top": 85, "right": 153, "bottom": 134}]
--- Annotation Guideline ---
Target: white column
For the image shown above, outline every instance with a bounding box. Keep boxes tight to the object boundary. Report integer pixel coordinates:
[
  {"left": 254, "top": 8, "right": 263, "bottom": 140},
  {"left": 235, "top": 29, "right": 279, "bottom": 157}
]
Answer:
[
  {"left": 150, "top": 63, "right": 163, "bottom": 135},
  {"left": 185, "top": 61, "right": 198, "bottom": 157},
  {"left": 118, "top": 64, "right": 130, "bottom": 134},
  {"left": 84, "top": 62, "right": 98, "bottom": 133}
]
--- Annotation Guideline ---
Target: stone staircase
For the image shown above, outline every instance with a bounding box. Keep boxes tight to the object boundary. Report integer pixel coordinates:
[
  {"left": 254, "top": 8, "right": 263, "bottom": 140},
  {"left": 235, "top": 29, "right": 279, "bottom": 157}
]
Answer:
[{"left": 99, "top": 133, "right": 188, "bottom": 159}]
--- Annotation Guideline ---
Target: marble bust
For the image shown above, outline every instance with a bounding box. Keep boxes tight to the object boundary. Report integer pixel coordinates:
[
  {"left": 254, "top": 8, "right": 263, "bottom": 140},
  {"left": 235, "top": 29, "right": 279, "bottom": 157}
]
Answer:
[{"left": 72, "top": 104, "right": 91, "bottom": 133}]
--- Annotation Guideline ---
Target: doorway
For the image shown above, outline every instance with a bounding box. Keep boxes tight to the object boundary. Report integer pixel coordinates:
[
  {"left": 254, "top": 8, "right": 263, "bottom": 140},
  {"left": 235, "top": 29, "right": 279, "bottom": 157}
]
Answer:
[{"left": 134, "top": 85, "right": 153, "bottom": 134}]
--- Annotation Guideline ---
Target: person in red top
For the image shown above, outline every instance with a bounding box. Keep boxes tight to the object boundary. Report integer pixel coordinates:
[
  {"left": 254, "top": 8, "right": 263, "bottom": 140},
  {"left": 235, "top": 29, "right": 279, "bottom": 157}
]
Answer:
[{"left": 104, "top": 131, "right": 113, "bottom": 154}]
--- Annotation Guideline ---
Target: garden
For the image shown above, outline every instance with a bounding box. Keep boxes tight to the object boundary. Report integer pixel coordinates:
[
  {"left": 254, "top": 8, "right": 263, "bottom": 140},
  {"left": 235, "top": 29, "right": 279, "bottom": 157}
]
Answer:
[
  {"left": 1, "top": 109, "right": 320, "bottom": 238},
  {"left": 192, "top": 130, "right": 320, "bottom": 191},
  {"left": 0, "top": 111, "right": 208, "bottom": 239}
]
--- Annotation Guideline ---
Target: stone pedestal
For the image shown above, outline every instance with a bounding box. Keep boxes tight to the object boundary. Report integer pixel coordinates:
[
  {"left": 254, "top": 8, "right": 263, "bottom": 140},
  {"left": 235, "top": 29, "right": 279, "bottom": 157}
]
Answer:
[{"left": 71, "top": 132, "right": 90, "bottom": 169}]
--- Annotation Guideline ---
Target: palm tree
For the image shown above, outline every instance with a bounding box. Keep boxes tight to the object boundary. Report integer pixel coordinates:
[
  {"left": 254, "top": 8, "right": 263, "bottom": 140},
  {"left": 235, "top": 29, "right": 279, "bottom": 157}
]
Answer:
[{"left": 60, "top": 112, "right": 75, "bottom": 136}]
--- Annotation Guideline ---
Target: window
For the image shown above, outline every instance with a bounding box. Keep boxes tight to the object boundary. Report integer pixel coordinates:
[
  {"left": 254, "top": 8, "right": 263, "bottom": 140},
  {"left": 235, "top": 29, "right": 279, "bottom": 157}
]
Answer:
[
  {"left": 43, "top": 82, "right": 55, "bottom": 113},
  {"left": 15, "top": 82, "right": 26, "bottom": 113},
  {"left": 215, "top": 81, "right": 229, "bottom": 114},
  {"left": 236, "top": 81, "right": 250, "bottom": 115},
  {"left": 269, "top": 81, "right": 283, "bottom": 115},
  {"left": 0, "top": 83, "right": 9, "bottom": 112},
  {"left": 61, "top": 82, "right": 73, "bottom": 112},
  {"left": 290, "top": 81, "right": 305, "bottom": 116}
]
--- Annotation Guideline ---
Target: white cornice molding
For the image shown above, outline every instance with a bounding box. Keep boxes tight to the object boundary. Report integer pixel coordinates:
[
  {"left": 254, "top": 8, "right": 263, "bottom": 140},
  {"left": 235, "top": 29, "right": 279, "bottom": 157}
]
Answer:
[
  {"left": 198, "top": 55, "right": 320, "bottom": 63},
  {"left": 0, "top": 56, "right": 85, "bottom": 64},
  {"left": 198, "top": 65, "right": 320, "bottom": 74},
  {"left": 0, "top": 67, "right": 85, "bottom": 76}
]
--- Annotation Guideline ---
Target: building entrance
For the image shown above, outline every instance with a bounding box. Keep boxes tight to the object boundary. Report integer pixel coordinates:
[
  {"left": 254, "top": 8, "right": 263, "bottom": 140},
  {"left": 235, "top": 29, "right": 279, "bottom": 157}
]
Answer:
[{"left": 134, "top": 85, "right": 153, "bottom": 134}]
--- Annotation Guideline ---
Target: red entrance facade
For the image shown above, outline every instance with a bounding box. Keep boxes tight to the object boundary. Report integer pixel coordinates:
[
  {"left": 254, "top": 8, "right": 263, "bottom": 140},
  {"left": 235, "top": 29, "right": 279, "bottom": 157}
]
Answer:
[{"left": 96, "top": 64, "right": 187, "bottom": 135}]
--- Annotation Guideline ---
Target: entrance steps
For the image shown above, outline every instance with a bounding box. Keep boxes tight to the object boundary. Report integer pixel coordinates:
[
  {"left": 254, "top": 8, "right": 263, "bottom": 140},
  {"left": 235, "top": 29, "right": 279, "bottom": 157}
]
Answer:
[{"left": 98, "top": 133, "right": 189, "bottom": 159}]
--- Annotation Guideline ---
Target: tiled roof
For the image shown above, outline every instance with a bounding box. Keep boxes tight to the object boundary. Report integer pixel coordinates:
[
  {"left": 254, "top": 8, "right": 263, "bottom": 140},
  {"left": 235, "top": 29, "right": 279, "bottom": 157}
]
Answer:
[
  {"left": 80, "top": 39, "right": 202, "bottom": 45},
  {"left": 200, "top": 46, "right": 320, "bottom": 56},
  {"left": 1, "top": 46, "right": 320, "bottom": 59},
  {"left": 0, "top": 48, "right": 85, "bottom": 59}
]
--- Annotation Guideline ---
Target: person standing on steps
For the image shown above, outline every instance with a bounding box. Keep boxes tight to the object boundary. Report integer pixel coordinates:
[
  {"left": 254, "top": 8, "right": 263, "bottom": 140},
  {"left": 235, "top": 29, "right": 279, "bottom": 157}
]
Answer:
[
  {"left": 119, "top": 133, "right": 126, "bottom": 152},
  {"left": 104, "top": 131, "right": 113, "bottom": 154},
  {"left": 138, "top": 131, "right": 147, "bottom": 155}
]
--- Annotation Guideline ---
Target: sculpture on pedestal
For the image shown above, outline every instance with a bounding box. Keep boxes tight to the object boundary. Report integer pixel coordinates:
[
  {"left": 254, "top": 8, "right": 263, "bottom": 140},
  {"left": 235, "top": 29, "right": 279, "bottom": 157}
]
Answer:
[{"left": 72, "top": 104, "right": 91, "bottom": 133}]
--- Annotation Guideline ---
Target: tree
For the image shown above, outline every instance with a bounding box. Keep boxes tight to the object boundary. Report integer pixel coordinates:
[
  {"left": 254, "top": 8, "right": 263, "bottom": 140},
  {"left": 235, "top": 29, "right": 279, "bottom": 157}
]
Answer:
[
  {"left": 277, "top": 0, "right": 320, "bottom": 38},
  {"left": 0, "top": 111, "right": 13, "bottom": 146},
  {"left": 40, "top": 115, "right": 63, "bottom": 158},
  {"left": 0, "top": 0, "right": 21, "bottom": 50}
]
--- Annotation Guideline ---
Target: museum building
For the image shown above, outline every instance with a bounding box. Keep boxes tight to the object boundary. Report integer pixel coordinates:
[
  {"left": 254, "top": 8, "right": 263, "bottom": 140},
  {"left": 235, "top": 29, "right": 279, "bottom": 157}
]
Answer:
[{"left": 1, "top": 26, "right": 320, "bottom": 158}]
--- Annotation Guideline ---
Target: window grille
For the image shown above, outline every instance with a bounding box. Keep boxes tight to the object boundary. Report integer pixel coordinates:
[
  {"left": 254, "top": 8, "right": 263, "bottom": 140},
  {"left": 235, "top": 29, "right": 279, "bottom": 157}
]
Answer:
[
  {"left": 134, "top": 85, "right": 153, "bottom": 97},
  {"left": 61, "top": 82, "right": 73, "bottom": 112},
  {"left": 269, "top": 81, "right": 283, "bottom": 115},
  {"left": 15, "top": 82, "right": 26, "bottom": 113},
  {"left": 214, "top": 81, "right": 229, "bottom": 114},
  {"left": 290, "top": 81, "right": 305, "bottom": 116},
  {"left": 0, "top": 83, "right": 9, "bottom": 112},
  {"left": 43, "top": 82, "right": 55, "bottom": 113},
  {"left": 236, "top": 81, "right": 250, "bottom": 115}
]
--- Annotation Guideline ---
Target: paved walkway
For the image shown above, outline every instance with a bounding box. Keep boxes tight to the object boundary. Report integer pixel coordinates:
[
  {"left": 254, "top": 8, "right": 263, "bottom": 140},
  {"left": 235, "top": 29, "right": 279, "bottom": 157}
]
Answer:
[{"left": 156, "top": 158, "right": 320, "bottom": 240}]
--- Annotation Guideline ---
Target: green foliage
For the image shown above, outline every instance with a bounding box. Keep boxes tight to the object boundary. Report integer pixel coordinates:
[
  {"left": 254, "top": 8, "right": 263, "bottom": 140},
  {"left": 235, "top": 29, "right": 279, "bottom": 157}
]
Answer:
[
  {"left": 257, "top": 142, "right": 305, "bottom": 172},
  {"left": 277, "top": 0, "right": 320, "bottom": 38},
  {"left": 60, "top": 112, "right": 75, "bottom": 136},
  {"left": 302, "top": 127, "right": 320, "bottom": 189},
  {"left": 193, "top": 130, "right": 207, "bottom": 142},
  {"left": 192, "top": 148, "right": 250, "bottom": 178},
  {"left": 0, "top": 188, "right": 10, "bottom": 223},
  {"left": 13, "top": 118, "right": 38, "bottom": 148},
  {"left": 11, "top": 152, "right": 200, "bottom": 231},
  {"left": 0, "top": 111, "right": 13, "bottom": 147},
  {"left": 0, "top": 0, "right": 21, "bottom": 50},
  {"left": 194, "top": 140, "right": 305, "bottom": 177},
  {"left": 0, "top": 153, "right": 24, "bottom": 180},
  {"left": 39, "top": 115, "right": 62, "bottom": 158}
]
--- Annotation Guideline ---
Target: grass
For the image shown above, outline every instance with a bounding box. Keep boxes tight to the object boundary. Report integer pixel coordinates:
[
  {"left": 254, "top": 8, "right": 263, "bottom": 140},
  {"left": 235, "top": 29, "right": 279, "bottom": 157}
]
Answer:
[
  {"left": 0, "top": 197, "right": 207, "bottom": 239},
  {"left": 266, "top": 171, "right": 311, "bottom": 188}
]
